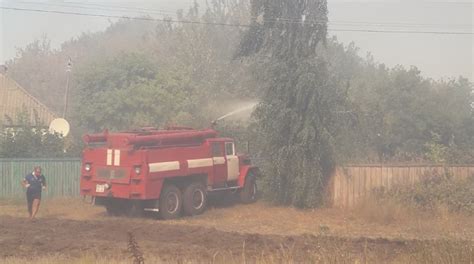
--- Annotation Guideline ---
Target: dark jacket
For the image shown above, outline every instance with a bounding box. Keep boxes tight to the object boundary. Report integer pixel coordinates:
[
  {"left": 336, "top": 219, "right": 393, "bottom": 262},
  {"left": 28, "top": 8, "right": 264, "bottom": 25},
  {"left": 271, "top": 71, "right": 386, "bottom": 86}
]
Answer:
[{"left": 24, "top": 173, "right": 46, "bottom": 194}]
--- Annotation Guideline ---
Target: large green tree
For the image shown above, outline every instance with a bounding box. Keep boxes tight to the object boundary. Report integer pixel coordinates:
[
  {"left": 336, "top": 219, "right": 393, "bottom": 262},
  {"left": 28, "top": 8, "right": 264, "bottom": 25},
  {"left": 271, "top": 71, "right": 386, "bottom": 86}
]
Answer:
[
  {"left": 73, "top": 53, "right": 197, "bottom": 131},
  {"left": 239, "top": 0, "right": 345, "bottom": 207}
]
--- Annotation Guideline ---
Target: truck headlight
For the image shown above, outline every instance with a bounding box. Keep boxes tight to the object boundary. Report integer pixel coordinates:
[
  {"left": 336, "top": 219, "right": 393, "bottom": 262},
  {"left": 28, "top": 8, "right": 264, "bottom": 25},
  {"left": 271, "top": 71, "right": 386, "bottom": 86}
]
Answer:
[
  {"left": 134, "top": 166, "right": 141, "bottom": 175},
  {"left": 84, "top": 163, "right": 91, "bottom": 172}
]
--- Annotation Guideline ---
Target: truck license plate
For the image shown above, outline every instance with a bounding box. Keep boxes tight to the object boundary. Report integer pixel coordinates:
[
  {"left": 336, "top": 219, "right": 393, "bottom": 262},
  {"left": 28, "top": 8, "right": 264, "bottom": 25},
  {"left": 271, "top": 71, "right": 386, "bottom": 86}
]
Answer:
[{"left": 96, "top": 184, "right": 105, "bottom": 193}]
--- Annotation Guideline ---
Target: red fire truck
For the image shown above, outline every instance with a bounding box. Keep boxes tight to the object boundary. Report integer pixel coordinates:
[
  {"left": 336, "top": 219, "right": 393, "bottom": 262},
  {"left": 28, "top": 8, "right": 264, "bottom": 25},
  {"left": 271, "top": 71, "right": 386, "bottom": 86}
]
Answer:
[{"left": 80, "top": 127, "right": 259, "bottom": 219}]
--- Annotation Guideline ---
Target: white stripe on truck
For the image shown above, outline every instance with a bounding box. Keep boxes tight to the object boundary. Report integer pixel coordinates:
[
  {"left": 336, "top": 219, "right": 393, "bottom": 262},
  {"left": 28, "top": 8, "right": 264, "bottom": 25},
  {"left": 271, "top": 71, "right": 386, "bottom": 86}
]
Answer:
[
  {"left": 114, "top": 149, "right": 121, "bottom": 166},
  {"left": 149, "top": 161, "right": 180, "bottom": 173},
  {"left": 106, "top": 149, "right": 113, "bottom": 166},
  {"left": 187, "top": 158, "right": 213, "bottom": 168},
  {"left": 149, "top": 158, "right": 224, "bottom": 173},
  {"left": 212, "top": 157, "right": 226, "bottom": 165}
]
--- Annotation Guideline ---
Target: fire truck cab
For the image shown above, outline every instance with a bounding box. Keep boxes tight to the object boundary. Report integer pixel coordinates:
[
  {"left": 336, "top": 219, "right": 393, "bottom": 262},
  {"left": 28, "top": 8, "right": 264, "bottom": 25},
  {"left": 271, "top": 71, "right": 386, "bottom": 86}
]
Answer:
[{"left": 80, "top": 127, "right": 259, "bottom": 219}]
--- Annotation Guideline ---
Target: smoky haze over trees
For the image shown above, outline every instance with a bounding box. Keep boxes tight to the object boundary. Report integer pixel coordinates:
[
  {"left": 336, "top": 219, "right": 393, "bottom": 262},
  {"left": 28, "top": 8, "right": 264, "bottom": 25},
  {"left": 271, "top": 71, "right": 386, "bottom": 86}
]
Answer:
[{"left": 2, "top": 0, "right": 473, "bottom": 207}]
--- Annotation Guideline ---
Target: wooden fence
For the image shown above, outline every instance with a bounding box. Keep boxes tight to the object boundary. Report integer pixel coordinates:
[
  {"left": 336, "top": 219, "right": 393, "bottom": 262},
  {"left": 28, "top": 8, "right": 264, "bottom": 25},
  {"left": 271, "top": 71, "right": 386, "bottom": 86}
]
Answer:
[
  {"left": 2, "top": 160, "right": 474, "bottom": 206},
  {"left": 329, "top": 164, "right": 474, "bottom": 208},
  {"left": 0, "top": 159, "right": 81, "bottom": 198}
]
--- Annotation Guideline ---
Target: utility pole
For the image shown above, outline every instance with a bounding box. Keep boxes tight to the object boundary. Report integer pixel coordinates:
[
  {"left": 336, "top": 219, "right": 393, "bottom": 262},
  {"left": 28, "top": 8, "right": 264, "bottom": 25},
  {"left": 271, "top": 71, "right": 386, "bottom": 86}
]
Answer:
[{"left": 63, "top": 57, "right": 72, "bottom": 118}]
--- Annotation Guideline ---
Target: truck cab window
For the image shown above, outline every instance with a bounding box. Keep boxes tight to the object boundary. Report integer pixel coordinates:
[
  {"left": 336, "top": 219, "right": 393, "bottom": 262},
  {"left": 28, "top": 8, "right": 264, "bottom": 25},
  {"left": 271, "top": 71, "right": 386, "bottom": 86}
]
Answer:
[
  {"left": 212, "top": 142, "right": 224, "bottom": 157},
  {"left": 225, "top": 142, "right": 235, "bottom": 156}
]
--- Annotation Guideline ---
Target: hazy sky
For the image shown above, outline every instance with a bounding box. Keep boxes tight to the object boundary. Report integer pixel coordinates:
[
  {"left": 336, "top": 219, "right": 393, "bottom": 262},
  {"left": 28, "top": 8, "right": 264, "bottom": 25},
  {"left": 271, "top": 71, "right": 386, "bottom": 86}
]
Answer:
[{"left": 1, "top": 0, "right": 473, "bottom": 81}]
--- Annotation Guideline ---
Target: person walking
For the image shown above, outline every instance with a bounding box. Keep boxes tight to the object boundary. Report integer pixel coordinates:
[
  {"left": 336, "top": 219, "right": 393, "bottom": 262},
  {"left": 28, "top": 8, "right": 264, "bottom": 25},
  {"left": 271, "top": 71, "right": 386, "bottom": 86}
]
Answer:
[{"left": 22, "top": 166, "right": 47, "bottom": 220}]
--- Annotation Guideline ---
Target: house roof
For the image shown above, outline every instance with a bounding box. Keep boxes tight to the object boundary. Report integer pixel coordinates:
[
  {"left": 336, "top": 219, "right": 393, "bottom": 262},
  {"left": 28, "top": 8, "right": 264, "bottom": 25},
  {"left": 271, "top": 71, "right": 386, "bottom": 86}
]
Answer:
[{"left": 0, "top": 73, "right": 57, "bottom": 127}]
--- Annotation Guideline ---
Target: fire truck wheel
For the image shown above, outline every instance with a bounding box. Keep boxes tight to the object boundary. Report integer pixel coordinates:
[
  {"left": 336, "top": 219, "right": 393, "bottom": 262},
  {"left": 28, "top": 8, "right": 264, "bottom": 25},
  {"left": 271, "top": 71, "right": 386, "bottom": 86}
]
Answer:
[
  {"left": 159, "top": 184, "right": 183, "bottom": 220},
  {"left": 240, "top": 173, "right": 257, "bottom": 204},
  {"left": 183, "top": 182, "right": 207, "bottom": 216},
  {"left": 105, "top": 199, "right": 124, "bottom": 216},
  {"left": 125, "top": 202, "right": 143, "bottom": 218}
]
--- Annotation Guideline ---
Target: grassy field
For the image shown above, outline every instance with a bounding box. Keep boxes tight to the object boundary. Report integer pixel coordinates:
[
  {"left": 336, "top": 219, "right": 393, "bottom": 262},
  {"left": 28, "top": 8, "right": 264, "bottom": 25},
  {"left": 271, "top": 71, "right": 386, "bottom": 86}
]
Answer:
[{"left": 0, "top": 197, "right": 473, "bottom": 263}]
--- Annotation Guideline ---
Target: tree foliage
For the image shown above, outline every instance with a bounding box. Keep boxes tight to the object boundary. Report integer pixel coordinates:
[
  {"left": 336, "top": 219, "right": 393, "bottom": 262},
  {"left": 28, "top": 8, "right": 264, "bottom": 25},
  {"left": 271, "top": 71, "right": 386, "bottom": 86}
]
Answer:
[
  {"left": 6, "top": 37, "right": 69, "bottom": 114},
  {"left": 0, "top": 109, "right": 76, "bottom": 158},
  {"left": 329, "top": 48, "right": 474, "bottom": 163},
  {"left": 238, "top": 0, "right": 343, "bottom": 207},
  {"left": 66, "top": 1, "right": 257, "bottom": 132},
  {"left": 4, "top": 0, "right": 474, "bottom": 200}
]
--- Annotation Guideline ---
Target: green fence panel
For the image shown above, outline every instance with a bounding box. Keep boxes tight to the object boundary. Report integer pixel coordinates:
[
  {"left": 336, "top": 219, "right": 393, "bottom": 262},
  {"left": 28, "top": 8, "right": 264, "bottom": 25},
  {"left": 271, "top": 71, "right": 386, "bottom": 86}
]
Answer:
[{"left": 0, "top": 158, "right": 81, "bottom": 198}]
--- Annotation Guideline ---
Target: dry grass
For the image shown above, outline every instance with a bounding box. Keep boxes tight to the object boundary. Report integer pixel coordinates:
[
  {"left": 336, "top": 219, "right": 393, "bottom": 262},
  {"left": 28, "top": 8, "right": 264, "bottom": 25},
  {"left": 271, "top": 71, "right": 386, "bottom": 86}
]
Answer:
[
  {"left": 1, "top": 197, "right": 473, "bottom": 240},
  {"left": 0, "top": 246, "right": 386, "bottom": 264},
  {"left": 352, "top": 197, "right": 474, "bottom": 240},
  {"left": 396, "top": 240, "right": 474, "bottom": 264},
  {"left": 0, "top": 255, "right": 131, "bottom": 264},
  {"left": 0, "top": 197, "right": 104, "bottom": 220},
  {"left": 168, "top": 201, "right": 474, "bottom": 241},
  {"left": 1, "top": 198, "right": 473, "bottom": 263},
  {"left": 2, "top": 240, "right": 472, "bottom": 264}
]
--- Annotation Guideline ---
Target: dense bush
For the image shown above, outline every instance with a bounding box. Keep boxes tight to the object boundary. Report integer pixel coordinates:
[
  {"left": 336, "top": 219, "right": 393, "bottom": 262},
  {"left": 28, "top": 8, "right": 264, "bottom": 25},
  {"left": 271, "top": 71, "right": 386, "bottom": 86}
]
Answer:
[{"left": 374, "top": 172, "right": 474, "bottom": 214}]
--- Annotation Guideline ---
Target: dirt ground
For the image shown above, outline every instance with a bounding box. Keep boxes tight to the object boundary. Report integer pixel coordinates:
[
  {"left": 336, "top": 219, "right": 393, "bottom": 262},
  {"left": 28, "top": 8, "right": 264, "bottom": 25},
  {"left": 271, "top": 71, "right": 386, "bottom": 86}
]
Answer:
[{"left": 0, "top": 197, "right": 473, "bottom": 263}]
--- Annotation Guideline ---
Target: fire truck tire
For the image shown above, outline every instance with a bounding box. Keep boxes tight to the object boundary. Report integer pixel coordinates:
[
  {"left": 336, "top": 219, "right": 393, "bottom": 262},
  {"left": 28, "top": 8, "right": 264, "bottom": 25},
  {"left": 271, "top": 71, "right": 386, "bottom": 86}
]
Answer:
[
  {"left": 240, "top": 173, "right": 257, "bottom": 204},
  {"left": 159, "top": 184, "right": 183, "bottom": 220},
  {"left": 105, "top": 199, "right": 127, "bottom": 216},
  {"left": 183, "top": 182, "right": 207, "bottom": 216},
  {"left": 126, "top": 202, "right": 143, "bottom": 218}
]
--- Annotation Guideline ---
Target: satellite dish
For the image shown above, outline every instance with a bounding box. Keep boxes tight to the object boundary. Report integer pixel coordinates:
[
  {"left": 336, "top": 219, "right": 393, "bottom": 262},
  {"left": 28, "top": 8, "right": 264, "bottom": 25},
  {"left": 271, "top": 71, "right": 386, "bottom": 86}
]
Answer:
[{"left": 49, "top": 118, "right": 70, "bottom": 137}]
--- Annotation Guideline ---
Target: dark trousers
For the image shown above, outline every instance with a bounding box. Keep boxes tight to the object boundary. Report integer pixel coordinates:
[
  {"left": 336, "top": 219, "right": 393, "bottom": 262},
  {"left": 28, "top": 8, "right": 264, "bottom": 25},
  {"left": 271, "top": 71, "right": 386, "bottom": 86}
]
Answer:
[{"left": 26, "top": 191, "right": 41, "bottom": 215}]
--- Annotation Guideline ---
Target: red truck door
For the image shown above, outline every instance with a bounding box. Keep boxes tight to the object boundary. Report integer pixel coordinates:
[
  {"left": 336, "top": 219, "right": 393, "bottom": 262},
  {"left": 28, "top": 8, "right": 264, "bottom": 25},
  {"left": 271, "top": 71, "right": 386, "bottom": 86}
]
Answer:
[{"left": 211, "top": 142, "right": 227, "bottom": 187}]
